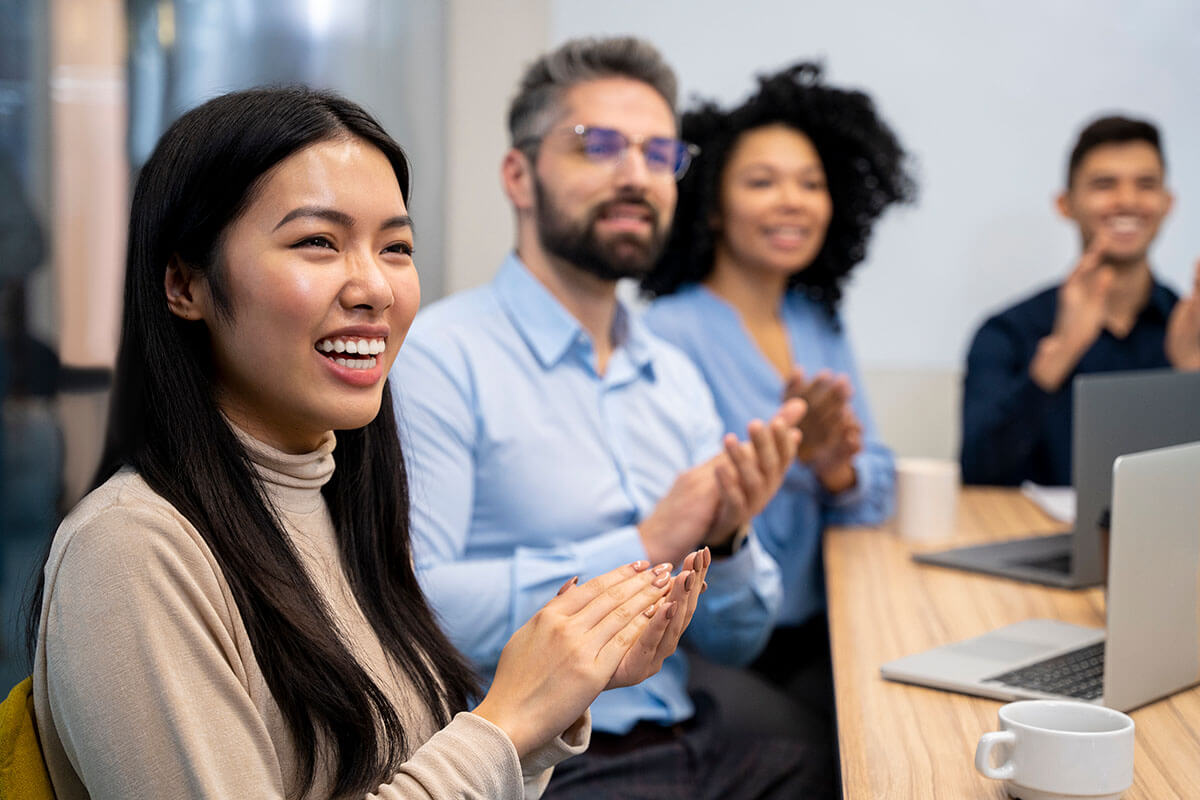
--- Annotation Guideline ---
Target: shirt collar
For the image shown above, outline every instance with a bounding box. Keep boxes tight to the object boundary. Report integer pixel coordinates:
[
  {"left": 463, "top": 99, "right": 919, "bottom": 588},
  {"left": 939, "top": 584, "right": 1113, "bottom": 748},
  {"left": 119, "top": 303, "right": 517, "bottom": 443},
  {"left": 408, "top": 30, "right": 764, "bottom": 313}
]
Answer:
[
  {"left": 227, "top": 421, "right": 336, "bottom": 516},
  {"left": 493, "top": 253, "right": 655, "bottom": 375},
  {"left": 613, "top": 302, "right": 657, "bottom": 379}
]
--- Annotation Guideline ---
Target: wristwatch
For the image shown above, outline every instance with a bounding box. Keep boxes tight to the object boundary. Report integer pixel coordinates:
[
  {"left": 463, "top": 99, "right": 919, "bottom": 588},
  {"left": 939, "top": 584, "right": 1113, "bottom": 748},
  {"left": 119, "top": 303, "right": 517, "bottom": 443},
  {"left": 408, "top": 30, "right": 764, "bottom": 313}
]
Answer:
[{"left": 708, "top": 523, "right": 750, "bottom": 558}]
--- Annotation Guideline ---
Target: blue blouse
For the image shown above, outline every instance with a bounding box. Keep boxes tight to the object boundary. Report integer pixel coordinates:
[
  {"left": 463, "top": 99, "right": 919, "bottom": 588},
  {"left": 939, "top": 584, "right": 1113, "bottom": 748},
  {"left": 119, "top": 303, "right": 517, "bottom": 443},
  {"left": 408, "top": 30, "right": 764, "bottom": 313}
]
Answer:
[{"left": 644, "top": 285, "right": 895, "bottom": 626}]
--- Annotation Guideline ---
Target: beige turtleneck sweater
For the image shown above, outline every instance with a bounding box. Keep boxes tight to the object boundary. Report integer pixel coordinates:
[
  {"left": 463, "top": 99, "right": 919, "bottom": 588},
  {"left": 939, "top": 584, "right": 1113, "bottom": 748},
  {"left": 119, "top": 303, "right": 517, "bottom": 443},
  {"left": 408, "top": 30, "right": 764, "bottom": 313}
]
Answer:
[{"left": 33, "top": 431, "right": 587, "bottom": 799}]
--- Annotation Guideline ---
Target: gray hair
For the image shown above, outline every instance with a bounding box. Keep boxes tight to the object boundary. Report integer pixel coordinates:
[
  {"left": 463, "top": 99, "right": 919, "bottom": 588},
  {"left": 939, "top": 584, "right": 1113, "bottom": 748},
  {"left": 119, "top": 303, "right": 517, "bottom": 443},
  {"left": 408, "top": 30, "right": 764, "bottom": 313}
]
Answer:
[{"left": 507, "top": 36, "right": 678, "bottom": 153}]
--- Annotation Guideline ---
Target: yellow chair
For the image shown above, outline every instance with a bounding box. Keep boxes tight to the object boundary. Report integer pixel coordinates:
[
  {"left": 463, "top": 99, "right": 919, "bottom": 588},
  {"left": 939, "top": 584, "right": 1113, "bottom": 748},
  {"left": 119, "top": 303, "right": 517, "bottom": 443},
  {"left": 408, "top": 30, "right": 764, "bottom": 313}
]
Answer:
[{"left": 0, "top": 677, "right": 55, "bottom": 799}]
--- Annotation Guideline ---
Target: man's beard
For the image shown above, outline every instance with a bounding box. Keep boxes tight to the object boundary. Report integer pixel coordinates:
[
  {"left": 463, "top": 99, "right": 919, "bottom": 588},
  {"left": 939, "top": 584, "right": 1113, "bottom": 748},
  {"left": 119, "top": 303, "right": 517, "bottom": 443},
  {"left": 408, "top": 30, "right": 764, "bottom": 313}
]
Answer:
[{"left": 534, "top": 178, "right": 668, "bottom": 281}]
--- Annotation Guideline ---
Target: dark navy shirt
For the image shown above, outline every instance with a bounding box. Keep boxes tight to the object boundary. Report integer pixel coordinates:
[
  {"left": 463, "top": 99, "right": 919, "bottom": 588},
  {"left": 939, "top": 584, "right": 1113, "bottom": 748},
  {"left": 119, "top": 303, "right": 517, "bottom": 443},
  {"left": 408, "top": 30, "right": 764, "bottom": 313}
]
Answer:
[{"left": 960, "top": 277, "right": 1178, "bottom": 486}]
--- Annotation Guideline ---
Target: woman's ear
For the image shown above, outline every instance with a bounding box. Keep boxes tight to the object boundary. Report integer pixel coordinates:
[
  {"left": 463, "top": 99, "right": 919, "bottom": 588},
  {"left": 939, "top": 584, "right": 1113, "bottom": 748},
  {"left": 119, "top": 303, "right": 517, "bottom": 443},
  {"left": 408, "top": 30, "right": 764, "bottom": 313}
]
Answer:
[{"left": 164, "top": 256, "right": 207, "bottom": 321}]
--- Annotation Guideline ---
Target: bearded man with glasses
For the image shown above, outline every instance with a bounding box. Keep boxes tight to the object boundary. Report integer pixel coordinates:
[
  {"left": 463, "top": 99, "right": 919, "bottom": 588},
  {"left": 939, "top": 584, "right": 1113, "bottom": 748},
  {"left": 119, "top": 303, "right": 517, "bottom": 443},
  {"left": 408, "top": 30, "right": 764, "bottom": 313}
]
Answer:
[{"left": 390, "top": 36, "right": 833, "bottom": 800}]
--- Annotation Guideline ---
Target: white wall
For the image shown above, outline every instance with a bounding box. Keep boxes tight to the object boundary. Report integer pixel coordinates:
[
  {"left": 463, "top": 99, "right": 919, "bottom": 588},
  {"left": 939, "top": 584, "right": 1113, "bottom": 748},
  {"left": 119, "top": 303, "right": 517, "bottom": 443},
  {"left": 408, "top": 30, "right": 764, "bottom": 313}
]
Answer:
[
  {"left": 443, "top": 1, "right": 1200, "bottom": 457},
  {"left": 550, "top": 0, "right": 1199, "bottom": 372},
  {"left": 443, "top": 0, "right": 548, "bottom": 294}
]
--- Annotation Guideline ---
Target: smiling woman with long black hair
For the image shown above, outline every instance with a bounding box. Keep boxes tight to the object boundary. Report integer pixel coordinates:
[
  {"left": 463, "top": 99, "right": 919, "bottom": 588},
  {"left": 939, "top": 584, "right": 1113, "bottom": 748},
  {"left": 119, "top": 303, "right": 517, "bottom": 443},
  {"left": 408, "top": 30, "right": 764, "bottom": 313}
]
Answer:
[{"left": 26, "top": 86, "right": 708, "bottom": 800}]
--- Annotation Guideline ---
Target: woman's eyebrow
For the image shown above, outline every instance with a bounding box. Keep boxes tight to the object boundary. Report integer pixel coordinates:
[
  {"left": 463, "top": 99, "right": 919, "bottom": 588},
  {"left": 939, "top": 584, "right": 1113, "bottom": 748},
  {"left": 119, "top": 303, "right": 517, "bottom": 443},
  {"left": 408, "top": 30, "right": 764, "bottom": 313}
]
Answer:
[
  {"left": 380, "top": 215, "right": 414, "bottom": 233},
  {"left": 272, "top": 208, "right": 413, "bottom": 233},
  {"left": 273, "top": 206, "right": 355, "bottom": 230}
]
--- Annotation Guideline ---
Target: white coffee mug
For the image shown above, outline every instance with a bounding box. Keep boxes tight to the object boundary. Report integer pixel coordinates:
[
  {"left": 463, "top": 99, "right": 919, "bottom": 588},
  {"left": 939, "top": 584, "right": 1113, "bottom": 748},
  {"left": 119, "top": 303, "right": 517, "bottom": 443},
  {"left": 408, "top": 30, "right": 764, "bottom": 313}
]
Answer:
[
  {"left": 893, "top": 457, "right": 959, "bottom": 541},
  {"left": 975, "top": 700, "right": 1135, "bottom": 800}
]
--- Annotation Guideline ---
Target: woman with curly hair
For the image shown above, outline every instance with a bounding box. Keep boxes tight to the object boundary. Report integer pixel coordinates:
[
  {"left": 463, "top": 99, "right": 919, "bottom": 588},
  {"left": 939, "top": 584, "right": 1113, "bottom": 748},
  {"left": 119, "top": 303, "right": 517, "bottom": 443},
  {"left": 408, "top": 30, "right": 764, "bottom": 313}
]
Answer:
[{"left": 642, "top": 62, "right": 914, "bottom": 716}]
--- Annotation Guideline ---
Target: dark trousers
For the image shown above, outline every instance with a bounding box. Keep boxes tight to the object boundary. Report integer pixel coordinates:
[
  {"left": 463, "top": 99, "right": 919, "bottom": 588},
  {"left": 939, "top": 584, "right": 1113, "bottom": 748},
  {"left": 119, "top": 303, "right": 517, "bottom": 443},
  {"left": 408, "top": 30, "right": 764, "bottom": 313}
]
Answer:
[
  {"left": 750, "top": 615, "right": 837, "bottom": 726},
  {"left": 542, "top": 691, "right": 836, "bottom": 800}
]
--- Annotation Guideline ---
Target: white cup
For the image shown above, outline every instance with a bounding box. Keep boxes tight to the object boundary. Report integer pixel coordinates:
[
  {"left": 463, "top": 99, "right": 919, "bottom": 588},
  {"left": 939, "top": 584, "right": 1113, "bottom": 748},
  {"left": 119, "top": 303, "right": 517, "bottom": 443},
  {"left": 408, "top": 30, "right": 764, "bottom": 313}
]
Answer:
[
  {"left": 975, "top": 700, "right": 1135, "bottom": 800},
  {"left": 893, "top": 457, "right": 959, "bottom": 541}
]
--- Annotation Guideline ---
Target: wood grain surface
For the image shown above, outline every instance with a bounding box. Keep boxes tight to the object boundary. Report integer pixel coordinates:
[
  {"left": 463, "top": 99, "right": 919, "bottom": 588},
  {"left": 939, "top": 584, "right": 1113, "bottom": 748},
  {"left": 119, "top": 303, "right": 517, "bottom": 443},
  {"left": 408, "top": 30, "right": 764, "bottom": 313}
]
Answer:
[{"left": 825, "top": 487, "right": 1200, "bottom": 799}]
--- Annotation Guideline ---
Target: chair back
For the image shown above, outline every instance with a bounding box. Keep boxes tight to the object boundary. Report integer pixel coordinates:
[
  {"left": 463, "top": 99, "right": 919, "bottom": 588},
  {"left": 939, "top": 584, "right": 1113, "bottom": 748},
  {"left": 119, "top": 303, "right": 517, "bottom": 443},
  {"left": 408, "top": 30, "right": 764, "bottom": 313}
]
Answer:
[{"left": 0, "top": 676, "right": 56, "bottom": 799}]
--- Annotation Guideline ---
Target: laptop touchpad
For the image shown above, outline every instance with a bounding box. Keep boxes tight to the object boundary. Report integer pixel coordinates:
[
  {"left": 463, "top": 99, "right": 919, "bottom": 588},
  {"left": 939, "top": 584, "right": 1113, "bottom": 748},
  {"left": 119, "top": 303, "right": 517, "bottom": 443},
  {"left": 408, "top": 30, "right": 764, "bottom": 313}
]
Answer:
[{"left": 947, "top": 636, "right": 1054, "bottom": 662}]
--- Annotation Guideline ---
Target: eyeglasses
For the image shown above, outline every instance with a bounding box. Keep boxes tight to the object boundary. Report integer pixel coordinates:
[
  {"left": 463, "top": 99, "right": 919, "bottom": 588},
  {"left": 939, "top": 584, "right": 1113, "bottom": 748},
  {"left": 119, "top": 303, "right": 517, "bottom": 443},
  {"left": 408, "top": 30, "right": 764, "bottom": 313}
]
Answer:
[{"left": 522, "top": 125, "right": 700, "bottom": 180}]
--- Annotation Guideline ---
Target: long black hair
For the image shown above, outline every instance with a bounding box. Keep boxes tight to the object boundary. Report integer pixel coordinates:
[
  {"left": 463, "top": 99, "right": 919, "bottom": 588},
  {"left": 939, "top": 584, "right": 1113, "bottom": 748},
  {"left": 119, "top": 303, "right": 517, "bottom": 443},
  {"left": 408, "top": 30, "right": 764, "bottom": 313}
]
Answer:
[
  {"left": 27, "top": 86, "right": 479, "bottom": 797},
  {"left": 642, "top": 62, "right": 916, "bottom": 318}
]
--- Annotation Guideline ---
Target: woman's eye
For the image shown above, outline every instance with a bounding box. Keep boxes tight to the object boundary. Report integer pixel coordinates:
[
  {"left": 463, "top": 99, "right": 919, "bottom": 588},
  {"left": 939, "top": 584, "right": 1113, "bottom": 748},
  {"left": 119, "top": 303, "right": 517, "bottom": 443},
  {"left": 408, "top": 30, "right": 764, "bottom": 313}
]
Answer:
[
  {"left": 745, "top": 178, "right": 773, "bottom": 189},
  {"left": 385, "top": 241, "right": 414, "bottom": 256},
  {"left": 294, "top": 235, "right": 335, "bottom": 250}
]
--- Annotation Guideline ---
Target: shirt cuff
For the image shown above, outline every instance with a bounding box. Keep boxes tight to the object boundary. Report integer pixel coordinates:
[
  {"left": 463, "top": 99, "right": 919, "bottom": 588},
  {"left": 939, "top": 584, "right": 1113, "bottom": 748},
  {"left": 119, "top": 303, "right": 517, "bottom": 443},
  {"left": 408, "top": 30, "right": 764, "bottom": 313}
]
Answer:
[
  {"left": 520, "top": 709, "right": 591, "bottom": 779},
  {"left": 823, "top": 464, "right": 868, "bottom": 509},
  {"left": 380, "top": 711, "right": 524, "bottom": 799},
  {"left": 704, "top": 528, "right": 762, "bottom": 585},
  {"left": 568, "top": 525, "right": 648, "bottom": 578}
]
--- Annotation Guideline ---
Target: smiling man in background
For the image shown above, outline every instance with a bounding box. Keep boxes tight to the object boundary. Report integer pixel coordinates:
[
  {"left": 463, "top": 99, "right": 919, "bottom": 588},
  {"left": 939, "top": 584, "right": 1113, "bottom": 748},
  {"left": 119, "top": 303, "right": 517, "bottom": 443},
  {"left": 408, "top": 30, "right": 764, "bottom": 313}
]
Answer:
[{"left": 961, "top": 114, "right": 1200, "bottom": 487}]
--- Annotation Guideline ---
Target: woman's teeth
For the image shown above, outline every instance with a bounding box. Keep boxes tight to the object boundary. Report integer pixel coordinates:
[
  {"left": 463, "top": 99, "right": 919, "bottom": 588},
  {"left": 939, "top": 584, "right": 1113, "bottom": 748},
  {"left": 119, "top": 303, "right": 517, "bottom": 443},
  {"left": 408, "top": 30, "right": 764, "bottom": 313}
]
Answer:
[
  {"left": 316, "top": 337, "right": 385, "bottom": 370},
  {"left": 316, "top": 337, "right": 386, "bottom": 355},
  {"left": 332, "top": 356, "right": 377, "bottom": 370}
]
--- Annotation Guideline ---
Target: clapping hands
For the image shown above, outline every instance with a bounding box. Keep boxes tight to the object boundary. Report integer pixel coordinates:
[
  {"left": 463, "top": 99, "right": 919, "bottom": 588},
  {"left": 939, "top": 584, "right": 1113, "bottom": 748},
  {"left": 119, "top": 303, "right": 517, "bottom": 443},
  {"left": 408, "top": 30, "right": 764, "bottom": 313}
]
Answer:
[
  {"left": 783, "top": 367, "right": 862, "bottom": 492},
  {"left": 1053, "top": 231, "right": 1116, "bottom": 347},
  {"left": 1166, "top": 259, "right": 1200, "bottom": 371},
  {"left": 636, "top": 399, "right": 804, "bottom": 565},
  {"left": 471, "top": 551, "right": 710, "bottom": 759}
]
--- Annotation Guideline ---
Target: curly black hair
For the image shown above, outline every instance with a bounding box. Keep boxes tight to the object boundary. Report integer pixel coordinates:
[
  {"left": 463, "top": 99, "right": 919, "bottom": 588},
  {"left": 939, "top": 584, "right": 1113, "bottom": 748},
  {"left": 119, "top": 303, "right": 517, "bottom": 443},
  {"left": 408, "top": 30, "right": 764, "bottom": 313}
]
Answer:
[{"left": 641, "top": 62, "right": 916, "bottom": 319}]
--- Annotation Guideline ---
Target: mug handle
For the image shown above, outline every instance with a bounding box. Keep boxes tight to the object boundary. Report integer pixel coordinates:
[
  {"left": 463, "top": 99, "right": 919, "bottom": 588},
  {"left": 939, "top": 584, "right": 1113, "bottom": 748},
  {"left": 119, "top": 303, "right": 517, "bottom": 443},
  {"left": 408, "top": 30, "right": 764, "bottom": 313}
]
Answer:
[{"left": 975, "top": 731, "right": 1017, "bottom": 780}]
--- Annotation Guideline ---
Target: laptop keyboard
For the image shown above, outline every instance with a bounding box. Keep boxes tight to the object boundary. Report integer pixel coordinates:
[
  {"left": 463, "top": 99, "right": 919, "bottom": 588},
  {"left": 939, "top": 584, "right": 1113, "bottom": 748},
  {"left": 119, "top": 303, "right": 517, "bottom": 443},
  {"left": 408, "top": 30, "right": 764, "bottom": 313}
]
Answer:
[{"left": 985, "top": 642, "right": 1105, "bottom": 700}]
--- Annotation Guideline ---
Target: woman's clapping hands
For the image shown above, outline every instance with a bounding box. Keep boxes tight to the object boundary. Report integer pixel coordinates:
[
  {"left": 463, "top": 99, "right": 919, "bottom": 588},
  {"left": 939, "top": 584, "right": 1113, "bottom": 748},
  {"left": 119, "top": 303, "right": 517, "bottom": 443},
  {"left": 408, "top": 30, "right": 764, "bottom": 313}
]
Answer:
[{"left": 471, "top": 549, "right": 711, "bottom": 758}]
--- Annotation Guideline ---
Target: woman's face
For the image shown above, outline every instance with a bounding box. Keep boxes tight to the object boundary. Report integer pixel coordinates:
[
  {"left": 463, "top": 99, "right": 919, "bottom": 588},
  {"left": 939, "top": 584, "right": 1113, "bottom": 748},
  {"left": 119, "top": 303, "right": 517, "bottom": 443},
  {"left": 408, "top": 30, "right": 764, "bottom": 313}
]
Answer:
[
  {"left": 714, "top": 123, "right": 833, "bottom": 279},
  {"left": 187, "top": 137, "right": 419, "bottom": 453}
]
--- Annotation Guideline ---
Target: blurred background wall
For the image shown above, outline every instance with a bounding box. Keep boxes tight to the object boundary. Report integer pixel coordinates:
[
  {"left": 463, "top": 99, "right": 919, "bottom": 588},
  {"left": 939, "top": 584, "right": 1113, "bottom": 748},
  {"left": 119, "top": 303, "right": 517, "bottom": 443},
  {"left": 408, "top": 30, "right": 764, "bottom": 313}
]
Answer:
[
  {"left": 447, "top": 0, "right": 1200, "bottom": 460},
  {"left": 0, "top": 0, "right": 450, "bottom": 687},
  {"left": 2, "top": 0, "right": 1197, "bottom": 684}
]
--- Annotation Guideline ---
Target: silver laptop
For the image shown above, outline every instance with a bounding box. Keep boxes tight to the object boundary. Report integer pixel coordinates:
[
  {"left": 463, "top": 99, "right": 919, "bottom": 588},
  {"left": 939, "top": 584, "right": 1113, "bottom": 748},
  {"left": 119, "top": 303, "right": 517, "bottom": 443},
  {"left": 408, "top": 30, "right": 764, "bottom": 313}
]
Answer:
[
  {"left": 881, "top": 439, "right": 1200, "bottom": 711},
  {"left": 916, "top": 368, "right": 1200, "bottom": 587}
]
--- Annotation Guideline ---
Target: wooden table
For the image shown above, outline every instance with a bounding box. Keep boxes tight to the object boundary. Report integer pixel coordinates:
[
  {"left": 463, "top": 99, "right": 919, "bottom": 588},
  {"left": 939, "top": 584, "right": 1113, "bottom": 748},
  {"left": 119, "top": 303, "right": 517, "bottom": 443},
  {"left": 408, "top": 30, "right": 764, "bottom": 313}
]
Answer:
[{"left": 825, "top": 487, "right": 1200, "bottom": 799}]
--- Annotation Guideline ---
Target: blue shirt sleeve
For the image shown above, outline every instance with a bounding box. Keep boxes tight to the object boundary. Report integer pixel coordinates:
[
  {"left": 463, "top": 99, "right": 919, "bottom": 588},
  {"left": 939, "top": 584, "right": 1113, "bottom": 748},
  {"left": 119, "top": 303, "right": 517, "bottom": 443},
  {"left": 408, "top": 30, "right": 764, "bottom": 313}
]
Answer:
[
  {"left": 393, "top": 328, "right": 781, "bottom": 671},
  {"left": 668, "top": 363, "right": 783, "bottom": 664},
  {"left": 393, "top": 335, "right": 648, "bottom": 669},
  {"left": 687, "top": 530, "right": 783, "bottom": 665}
]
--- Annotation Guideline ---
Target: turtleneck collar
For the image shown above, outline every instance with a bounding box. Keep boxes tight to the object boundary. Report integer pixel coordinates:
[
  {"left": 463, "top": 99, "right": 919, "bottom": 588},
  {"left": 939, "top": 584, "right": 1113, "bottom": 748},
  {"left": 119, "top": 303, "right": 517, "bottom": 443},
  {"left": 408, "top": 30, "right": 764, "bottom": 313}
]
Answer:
[{"left": 230, "top": 424, "right": 337, "bottom": 516}]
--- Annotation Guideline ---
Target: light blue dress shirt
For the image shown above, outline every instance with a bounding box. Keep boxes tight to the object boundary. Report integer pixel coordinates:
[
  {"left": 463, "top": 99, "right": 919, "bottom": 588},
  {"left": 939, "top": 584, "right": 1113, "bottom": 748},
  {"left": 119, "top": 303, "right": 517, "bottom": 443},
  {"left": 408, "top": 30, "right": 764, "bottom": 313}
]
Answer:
[
  {"left": 644, "top": 285, "right": 895, "bottom": 627},
  {"left": 390, "top": 255, "right": 783, "bottom": 734}
]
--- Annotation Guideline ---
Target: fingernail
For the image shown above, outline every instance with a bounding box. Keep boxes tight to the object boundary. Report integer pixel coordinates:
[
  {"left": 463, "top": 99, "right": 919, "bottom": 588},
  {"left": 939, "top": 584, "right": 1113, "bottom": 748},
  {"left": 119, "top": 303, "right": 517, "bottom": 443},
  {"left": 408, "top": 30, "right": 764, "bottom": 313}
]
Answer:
[
  {"left": 653, "top": 572, "right": 671, "bottom": 588},
  {"left": 701, "top": 581, "right": 709, "bottom": 593},
  {"left": 643, "top": 603, "right": 657, "bottom": 618},
  {"left": 684, "top": 572, "right": 695, "bottom": 592},
  {"left": 630, "top": 560, "right": 650, "bottom": 571},
  {"left": 556, "top": 576, "right": 578, "bottom": 596},
  {"left": 664, "top": 601, "right": 678, "bottom": 620},
  {"left": 652, "top": 562, "right": 673, "bottom": 575}
]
